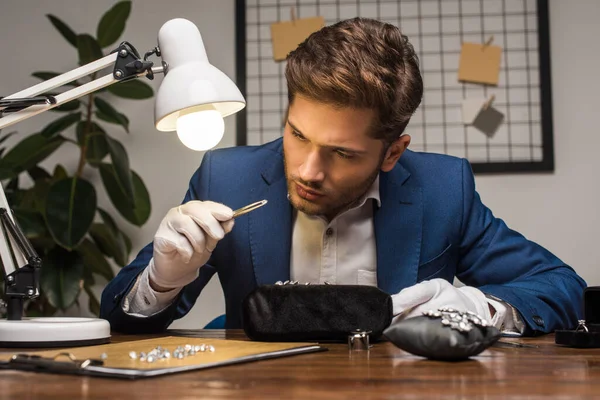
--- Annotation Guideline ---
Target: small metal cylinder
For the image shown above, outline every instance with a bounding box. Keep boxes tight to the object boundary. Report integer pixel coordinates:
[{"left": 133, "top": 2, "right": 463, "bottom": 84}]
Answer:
[{"left": 348, "top": 330, "right": 370, "bottom": 351}]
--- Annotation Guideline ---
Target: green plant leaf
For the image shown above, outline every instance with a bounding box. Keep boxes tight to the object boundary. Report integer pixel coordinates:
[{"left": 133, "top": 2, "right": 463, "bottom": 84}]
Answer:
[
  {"left": 87, "top": 134, "right": 110, "bottom": 167},
  {"left": 76, "top": 121, "right": 105, "bottom": 145},
  {"left": 85, "top": 284, "right": 101, "bottom": 316},
  {"left": 27, "top": 166, "right": 51, "bottom": 181},
  {"left": 24, "top": 298, "right": 57, "bottom": 318},
  {"left": 96, "top": 111, "right": 130, "bottom": 132},
  {"left": 99, "top": 164, "right": 151, "bottom": 226},
  {"left": 45, "top": 178, "right": 97, "bottom": 249},
  {"left": 76, "top": 121, "right": 109, "bottom": 167},
  {"left": 40, "top": 247, "right": 84, "bottom": 310},
  {"left": 51, "top": 100, "right": 81, "bottom": 113},
  {"left": 82, "top": 263, "right": 95, "bottom": 287},
  {"left": 77, "top": 34, "right": 103, "bottom": 65},
  {"left": 94, "top": 97, "right": 129, "bottom": 132},
  {"left": 41, "top": 112, "right": 81, "bottom": 138},
  {"left": 123, "top": 231, "right": 132, "bottom": 254},
  {"left": 7, "top": 176, "right": 18, "bottom": 191},
  {"left": 33, "top": 180, "right": 52, "bottom": 214},
  {"left": 13, "top": 208, "right": 48, "bottom": 239},
  {"left": 52, "top": 164, "right": 69, "bottom": 181},
  {"left": 0, "top": 134, "right": 66, "bottom": 180},
  {"left": 46, "top": 15, "right": 78, "bottom": 47},
  {"left": 97, "top": 207, "right": 132, "bottom": 261},
  {"left": 14, "top": 208, "right": 55, "bottom": 252},
  {"left": 89, "top": 223, "right": 129, "bottom": 266},
  {"left": 96, "top": 1, "right": 131, "bottom": 48},
  {"left": 16, "top": 180, "right": 49, "bottom": 212},
  {"left": 76, "top": 238, "right": 115, "bottom": 281},
  {"left": 107, "top": 79, "right": 154, "bottom": 99},
  {"left": 105, "top": 136, "right": 134, "bottom": 201},
  {"left": 98, "top": 207, "right": 118, "bottom": 233},
  {"left": 4, "top": 178, "right": 20, "bottom": 205},
  {"left": 0, "top": 165, "right": 13, "bottom": 179}
]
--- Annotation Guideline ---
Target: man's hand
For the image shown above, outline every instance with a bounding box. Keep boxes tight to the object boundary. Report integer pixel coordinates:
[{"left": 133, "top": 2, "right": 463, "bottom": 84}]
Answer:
[
  {"left": 148, "top": 201, "right": 234, "bottom": 291},
  {"left": 391, "top": 279, "right": 493, "bottom": 323}
]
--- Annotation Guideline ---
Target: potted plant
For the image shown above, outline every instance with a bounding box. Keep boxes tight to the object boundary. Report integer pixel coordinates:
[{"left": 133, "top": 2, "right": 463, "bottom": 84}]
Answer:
[{"left": 0, "top": 1, "right": 151, "bottom": 317}]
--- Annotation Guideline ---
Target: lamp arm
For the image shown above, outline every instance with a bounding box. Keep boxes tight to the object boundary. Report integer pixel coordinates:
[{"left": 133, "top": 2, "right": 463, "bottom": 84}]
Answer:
[
  {"left": 2, "top": 53, "right": 118, "bottom": 103},
  {"left": 0, "top": 42, "right": 164, "bottom": 130},
  {"left": 0, "top": 72, "right": 117, "bottom": 130},
  {"left": 0, "top": 42, "right": 163, "bottom": 319}
]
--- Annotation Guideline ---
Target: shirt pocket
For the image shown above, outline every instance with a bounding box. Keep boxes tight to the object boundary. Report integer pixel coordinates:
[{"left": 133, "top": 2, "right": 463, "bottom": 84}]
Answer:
[
  {"left": 417, "top": 243, "right": 453, "bottom": 282},
  {"left": 357, "top": 269, "right": 377, "bottom": 286}
]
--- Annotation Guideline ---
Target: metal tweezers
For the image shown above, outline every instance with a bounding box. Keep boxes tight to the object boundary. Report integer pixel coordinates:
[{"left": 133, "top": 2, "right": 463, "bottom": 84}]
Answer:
[{"left": 232, "top": 200, "right": 268, "bottom": 218}]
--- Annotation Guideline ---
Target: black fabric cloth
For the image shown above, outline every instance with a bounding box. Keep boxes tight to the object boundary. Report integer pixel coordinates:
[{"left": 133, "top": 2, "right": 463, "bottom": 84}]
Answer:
[
  {"left": 242, "top": 284, "right": 393, "bottom": 342},
  {"left": 384, "top": 315, "right": 501, "bottom": 361}
]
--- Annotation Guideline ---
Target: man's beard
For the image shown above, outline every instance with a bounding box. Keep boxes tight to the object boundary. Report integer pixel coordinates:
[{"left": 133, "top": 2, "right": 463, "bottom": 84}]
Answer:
[{"left": 283, "top": 153, "right": 383, "bottom": 220}]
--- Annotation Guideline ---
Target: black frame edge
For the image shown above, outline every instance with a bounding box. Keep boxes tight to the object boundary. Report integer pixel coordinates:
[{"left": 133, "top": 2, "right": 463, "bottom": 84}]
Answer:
[
  {"left": 235, "top": 0, "right": 247, "bottom": 146},
  {"left": 536, "top": 0, "right": 555, "bottom": 172},
  {"left": 472, "top": 0, "right": 554, "bottom": 174}
]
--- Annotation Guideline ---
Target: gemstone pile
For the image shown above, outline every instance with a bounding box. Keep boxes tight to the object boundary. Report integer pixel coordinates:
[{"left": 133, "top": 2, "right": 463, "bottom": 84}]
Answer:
[{"left": 128, "top": 344, "right": 216, "bottom": 363}]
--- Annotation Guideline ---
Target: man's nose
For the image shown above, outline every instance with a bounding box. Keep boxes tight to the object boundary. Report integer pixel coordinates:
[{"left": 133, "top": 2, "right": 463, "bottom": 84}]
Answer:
[{"left": 298, "top": 149, "right": 326, "bottom": 183}]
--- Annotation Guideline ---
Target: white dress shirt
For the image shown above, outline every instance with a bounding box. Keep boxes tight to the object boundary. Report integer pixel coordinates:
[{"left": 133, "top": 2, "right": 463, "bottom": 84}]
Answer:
[
  {"left": 290, "top": 176, "right": 380, "bottom": 285},
  {"left": 123, "top": 176, "right": 524, "bottom": 334}
]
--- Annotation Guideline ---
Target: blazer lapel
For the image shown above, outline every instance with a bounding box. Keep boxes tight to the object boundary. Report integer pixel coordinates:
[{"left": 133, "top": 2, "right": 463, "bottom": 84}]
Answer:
[
  {"left": 375, "top": 163, "right": 423, "bottom": 294},
  {"left": 248, "top": 146, "right": 293, "bottom": 285}
]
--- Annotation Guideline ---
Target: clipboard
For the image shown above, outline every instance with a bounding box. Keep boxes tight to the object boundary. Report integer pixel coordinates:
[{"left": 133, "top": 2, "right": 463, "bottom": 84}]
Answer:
[{"left": 0, "top": 336, "right": 325, "bottom": 379}]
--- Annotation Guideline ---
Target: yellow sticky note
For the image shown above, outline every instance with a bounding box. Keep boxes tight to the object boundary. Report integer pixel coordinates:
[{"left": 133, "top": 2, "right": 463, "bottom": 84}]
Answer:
[
  {"left": 270, "top": 16, "right": 325, "bottom": 62},
  {"left": 458, "top": 42, "right": 502, "bottom": 85}
]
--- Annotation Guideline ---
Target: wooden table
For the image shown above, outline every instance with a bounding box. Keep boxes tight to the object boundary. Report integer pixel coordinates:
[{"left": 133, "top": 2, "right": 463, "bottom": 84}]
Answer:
[{"left": 0, "top": 330, "right": 599, "bottom": 399}]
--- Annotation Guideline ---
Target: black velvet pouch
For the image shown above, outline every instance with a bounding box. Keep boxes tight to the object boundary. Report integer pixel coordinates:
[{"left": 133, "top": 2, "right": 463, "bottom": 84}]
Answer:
[
  {"left": 383, "top": 308, "right": 501, "bottom": 361},
  {"left": 242, "top": 284, "right": 393, "bottom": 342}
]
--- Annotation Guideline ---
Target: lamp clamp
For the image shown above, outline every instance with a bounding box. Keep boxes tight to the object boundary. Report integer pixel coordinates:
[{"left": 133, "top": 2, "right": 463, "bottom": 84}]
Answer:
[
  {"left": 0, "top": 207, "right": 42, "bottom": 321},
  {"left": 111, "top": 42, "right": 155, "bottom": 81}
]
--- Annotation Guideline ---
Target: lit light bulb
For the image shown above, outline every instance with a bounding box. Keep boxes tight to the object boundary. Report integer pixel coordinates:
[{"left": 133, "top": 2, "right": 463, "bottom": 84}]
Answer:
[{"left": 176, "top": 109, "right": 225, "bottom": 151}]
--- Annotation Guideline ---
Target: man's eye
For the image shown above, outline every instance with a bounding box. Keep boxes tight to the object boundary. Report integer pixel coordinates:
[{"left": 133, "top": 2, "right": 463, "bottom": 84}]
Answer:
[
  {"left": 292, "top": 130, "right": 306, "bottom": 141},
  {"left": 336, "top": 150, "right": 354, "bottom": 159}
]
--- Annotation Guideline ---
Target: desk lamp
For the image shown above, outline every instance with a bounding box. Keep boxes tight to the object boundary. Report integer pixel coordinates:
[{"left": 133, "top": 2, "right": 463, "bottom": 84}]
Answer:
[{"left": 0, "top": 18, "right": 245, "bottom": 347}]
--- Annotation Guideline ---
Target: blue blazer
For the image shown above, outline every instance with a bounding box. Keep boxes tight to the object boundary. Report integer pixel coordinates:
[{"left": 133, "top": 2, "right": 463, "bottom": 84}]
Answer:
[{"left": 100, "top": 138, "right": 586, "bottom": 335}]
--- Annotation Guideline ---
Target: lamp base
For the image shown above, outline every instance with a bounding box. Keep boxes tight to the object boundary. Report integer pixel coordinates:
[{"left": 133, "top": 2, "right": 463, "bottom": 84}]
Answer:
[{"left": 0, "top": 317, "right": 111, "bottom": 348}]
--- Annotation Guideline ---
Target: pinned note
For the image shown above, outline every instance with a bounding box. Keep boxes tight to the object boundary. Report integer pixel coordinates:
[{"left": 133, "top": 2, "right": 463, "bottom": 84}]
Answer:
[
  {"left": 458, "top": 36, "right": 502, "bottom": 86},
  {"left": 473, "top": 106, "right": 504, "bottom": 137},
  {"left": 270, "top": 8, "right": 325, "bottom": 61},
  {"left": 461, "top": 95, "right": 504, "bottom": 137},
  {"left": 461, "top": 98, "right": 486, "bottom": 125}
]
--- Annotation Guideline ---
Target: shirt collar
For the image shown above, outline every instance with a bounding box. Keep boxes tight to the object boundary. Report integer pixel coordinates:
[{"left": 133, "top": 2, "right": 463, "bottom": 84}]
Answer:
[{"left": 357, "top": 174, "right": 381, "bottom": 209}]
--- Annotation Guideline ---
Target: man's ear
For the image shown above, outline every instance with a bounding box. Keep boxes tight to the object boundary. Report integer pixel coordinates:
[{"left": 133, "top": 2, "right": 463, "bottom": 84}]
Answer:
[{"left": 381, "top": 135, "right": 411, "bottom": 172}]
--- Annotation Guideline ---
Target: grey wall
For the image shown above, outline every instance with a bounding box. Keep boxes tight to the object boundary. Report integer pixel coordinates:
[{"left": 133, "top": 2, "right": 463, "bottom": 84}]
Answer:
[
  {"left": 0, "top": 0, "right": 598, "bottom": 329},
  {"left": 475, "top": 0, "right": 600, "bottom": 289}
]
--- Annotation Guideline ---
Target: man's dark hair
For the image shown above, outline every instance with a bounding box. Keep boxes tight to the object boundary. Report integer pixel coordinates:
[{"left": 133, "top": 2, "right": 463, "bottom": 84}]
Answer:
[{"left": 286, "top": 17, "right": 423, "bottom": 145}]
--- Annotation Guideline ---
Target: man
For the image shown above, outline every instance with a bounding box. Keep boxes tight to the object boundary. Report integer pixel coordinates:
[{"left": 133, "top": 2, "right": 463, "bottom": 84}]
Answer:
[{"left": 100, "top": 18, "right": 585, "bottom": 335}]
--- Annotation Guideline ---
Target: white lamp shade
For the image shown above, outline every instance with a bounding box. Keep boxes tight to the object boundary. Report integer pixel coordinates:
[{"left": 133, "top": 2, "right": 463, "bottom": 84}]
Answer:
[{"left": 154, "top": 18, "right": 246, "bottom": 132}]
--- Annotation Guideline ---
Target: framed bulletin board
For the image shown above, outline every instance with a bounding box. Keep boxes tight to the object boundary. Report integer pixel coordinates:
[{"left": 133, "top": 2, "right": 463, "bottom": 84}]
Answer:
[{"left": 235, "top": 0, "right": 554, "bottom": 173}]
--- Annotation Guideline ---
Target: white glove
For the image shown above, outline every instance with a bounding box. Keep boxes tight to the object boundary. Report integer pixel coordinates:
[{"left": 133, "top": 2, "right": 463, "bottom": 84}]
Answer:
[
  {"left": 148, "top": 201, "right": 234, "bottom": 290},
  {"left": 391, "top": 279, "right": 492, "bottom": 324}
]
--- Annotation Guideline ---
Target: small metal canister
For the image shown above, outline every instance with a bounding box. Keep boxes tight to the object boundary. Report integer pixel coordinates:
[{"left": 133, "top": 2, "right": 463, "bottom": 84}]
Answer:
[{"left": 348, "top": 330, "right": 371, "bottom": 351}]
